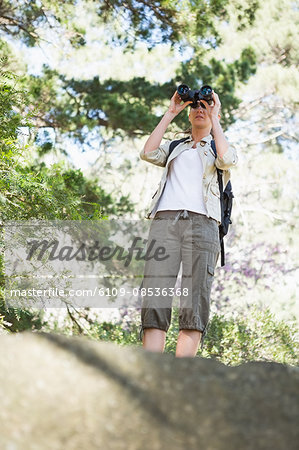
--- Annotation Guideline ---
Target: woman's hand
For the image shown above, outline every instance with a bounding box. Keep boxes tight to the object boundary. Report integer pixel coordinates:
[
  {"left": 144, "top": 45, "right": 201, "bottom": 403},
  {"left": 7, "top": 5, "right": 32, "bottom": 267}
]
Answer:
[
  {"left": 143, "top": 90, "right": 191, "bottom": 154},
  {"left": 200, "top": 91, "right": 221, "bottom": 120},
  {"left": 167, "top": 91, "right": 192, "bottom": 116}
]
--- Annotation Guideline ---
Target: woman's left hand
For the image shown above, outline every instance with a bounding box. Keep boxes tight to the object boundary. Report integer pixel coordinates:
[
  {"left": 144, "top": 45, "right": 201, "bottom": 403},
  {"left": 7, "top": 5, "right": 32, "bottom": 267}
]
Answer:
[{"left": 200, "top": 91, "right": 221, "bottom": 120}]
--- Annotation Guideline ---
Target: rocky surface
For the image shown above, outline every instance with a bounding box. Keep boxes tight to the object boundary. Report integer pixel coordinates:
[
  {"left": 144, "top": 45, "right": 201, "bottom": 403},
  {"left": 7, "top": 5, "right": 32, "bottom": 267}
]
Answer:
[{"left": 0, "top": 331, "right": 298, "bottom": 449}]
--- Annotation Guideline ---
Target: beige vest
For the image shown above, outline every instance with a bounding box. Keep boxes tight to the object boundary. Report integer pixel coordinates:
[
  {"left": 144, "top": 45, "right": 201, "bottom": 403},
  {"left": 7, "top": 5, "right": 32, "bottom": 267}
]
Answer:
[{"left": 140, "top": 135, "right": 238, "bottom": 224}]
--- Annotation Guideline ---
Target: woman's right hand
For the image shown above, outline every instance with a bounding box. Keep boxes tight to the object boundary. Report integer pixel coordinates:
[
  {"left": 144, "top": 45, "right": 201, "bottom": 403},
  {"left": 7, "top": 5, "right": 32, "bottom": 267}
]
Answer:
[
  {"left": 142, "top": 91, "right": 192, "bottom": 155},
  {"left": 167, "top": 91, "right": 192, "bottom": 116}
]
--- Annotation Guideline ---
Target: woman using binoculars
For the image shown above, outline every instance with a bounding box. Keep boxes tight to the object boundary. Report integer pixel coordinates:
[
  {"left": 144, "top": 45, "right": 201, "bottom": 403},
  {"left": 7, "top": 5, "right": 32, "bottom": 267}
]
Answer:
[{"left": 139, "top": 89, "right": 237, "bottom": 357}]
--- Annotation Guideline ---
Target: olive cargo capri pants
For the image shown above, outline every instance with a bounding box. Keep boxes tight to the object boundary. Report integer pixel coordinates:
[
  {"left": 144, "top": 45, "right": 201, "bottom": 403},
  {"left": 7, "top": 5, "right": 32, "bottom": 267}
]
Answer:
[{"left": 139, "top": 209, "right": 220, "bottom": 349}]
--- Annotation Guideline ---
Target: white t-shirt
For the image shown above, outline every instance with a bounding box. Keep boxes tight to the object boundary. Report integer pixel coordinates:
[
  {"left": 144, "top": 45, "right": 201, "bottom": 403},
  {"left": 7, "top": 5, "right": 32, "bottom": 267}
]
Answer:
[{"left": 156, "top": 140, "right": 208, "bottom": 215}]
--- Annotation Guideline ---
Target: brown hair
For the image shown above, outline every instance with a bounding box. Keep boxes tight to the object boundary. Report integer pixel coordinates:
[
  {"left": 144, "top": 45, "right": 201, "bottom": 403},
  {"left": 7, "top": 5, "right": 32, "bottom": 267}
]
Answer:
[{"left": 174, "top": 126, "right": 192, "bottom": 138}]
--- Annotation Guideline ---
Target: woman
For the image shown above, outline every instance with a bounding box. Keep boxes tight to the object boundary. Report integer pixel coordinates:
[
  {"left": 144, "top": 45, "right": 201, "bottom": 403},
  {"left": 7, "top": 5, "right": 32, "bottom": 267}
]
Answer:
[{"left": 139, "top": 89, "right": 237, "bottom": 357}]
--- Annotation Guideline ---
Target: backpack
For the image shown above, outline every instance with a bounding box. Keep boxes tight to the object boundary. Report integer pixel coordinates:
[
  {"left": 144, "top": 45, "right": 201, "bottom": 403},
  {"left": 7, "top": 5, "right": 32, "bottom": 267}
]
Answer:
[{"left": 167, "top": 137, "right": 234, "bottom": 267}]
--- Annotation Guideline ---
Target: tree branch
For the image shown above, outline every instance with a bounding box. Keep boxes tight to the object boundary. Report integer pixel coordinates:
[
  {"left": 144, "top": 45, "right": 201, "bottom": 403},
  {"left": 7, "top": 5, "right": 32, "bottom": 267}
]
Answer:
[
  {"left": 0, "top": 14, "right": 39, "bottom": 40},
  {"left": 247, "top": 130, "right": 284, "bottom": 145},
  {"left": 66, "top": 304, "right": 84, "bottom": 334}
]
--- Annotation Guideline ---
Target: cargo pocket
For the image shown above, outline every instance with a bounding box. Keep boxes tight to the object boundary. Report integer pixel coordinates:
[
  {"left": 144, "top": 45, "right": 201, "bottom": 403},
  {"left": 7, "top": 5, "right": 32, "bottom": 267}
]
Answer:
[{"left": 206, "top": 264, "right": 215, "bottom": 290}]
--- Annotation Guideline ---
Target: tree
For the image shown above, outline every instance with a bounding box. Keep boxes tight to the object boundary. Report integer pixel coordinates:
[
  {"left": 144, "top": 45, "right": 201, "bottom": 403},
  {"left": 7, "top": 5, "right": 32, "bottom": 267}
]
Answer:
[
  {"left": 0, "top": 1, "right": 258, "bottom": 151},
  {"left": 0, "top": 59, "right": 134, "bottom": 331}
]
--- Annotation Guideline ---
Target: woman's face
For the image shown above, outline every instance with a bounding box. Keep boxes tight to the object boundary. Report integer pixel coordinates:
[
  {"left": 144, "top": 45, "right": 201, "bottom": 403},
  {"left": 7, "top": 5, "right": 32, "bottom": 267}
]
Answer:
[{"left": 188, "top": 101, "right": 212, "bottom": 130}]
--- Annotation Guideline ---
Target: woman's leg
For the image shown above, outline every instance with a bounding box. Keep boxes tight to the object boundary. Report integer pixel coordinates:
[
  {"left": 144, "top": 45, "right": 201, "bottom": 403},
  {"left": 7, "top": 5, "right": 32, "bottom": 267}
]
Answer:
[
  {"left": 175, "top": 329, "right": 202, "bottom": 357},
  {"left": 142, "top": 328, "right": 167, "bottom": 353},
  {"left": 140, "top": 211, "right": 181, "bottom": 353},
  {"left": 177, "top": 213, "right": 220, "bottom": 357}
]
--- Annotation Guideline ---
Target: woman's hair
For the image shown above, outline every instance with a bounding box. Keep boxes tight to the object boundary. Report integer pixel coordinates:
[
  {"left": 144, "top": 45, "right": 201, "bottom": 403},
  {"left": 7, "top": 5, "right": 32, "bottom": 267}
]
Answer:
[{"left": 174, "top": 126, "right": 192, "bottom": 138}]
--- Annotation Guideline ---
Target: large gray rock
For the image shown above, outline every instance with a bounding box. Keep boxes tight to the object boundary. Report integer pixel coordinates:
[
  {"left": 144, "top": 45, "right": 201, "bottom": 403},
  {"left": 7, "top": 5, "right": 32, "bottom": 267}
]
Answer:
[{"left": 0, "top": 331, "right": 298, "bottom": 450}]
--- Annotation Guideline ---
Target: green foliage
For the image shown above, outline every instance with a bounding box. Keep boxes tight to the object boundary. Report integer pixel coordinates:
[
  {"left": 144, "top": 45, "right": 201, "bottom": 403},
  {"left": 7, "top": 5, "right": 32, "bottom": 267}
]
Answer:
[
  {"left": 1, "top": 152, "right": 134, "bottom": 221},
  {"left": 0, "top": 301, "right": 44, "bottom": 332},
  {"left": 164, "top": 308, "right": 298, "bottom": 366},
  {"left": 38, "top": 306, "right": 298, "bottom": 366},
  {"left": 0, "top": 0, "right": 81, "bottom": 47},
  {"left": 96, "top": 0, "right": 259, "bottom": 50},
  {"left": 25, "top": 51, "right": 256, "bottom": 143},
  {"left": 1, "top": 156, "right": 134, "bottom": 221},
  {"left": 175, "top": 46, "right": 256, "bottom": 128},
  {"left": 40, "top": 308, "right": 141, "bottom": 345},
  {"left": 0, "top": 57, "right": 30, "bottom": 141},
  {"left": 233, "top": 0, "right": 260, "bottom": 30},
  {"left": 98, "top": 0, "right": 181, "bottom": 47},
  {"left": 5, "top": 1, "right": 258, "bottom": 141},
  {"left": 0, "top": 61, "right": 134, "bottom": 331},
  {"left": 88, "top": 320, "right": 140, "bottom": 346},
  {"left": 0, "top": 60, "right": 134, "bottom": 221},
  {"left": 0, "top": 0, "right": 261, "bottom": 50}
]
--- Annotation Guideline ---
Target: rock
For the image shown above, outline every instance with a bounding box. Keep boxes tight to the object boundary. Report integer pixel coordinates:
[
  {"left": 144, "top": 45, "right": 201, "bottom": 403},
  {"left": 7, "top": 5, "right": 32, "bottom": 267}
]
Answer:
[{"left": 0, "top": 331, "right": 298, "bottom": 450}]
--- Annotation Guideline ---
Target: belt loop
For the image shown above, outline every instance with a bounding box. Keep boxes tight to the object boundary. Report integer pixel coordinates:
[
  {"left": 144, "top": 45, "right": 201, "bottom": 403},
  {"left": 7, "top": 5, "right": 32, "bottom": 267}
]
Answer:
[
  {"left": 172, "top": 210, "right": 183, "bottom": 225},
  {"left": 182, "top": 209, "right": 189, "bottom": 219}
]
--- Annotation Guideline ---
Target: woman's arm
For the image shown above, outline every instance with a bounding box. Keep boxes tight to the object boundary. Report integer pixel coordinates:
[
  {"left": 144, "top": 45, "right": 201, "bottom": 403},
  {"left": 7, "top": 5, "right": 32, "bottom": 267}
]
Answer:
[
  {"left": 212, "top": 115, "right": 237, "bottom": 169},
  {"left": 143, "top": 110, "right": 176, "bottom": 154},
  {"left": 143, "top": 91, "right": 192, "bottom": 154},
  {"left": 202, "top": 91, "right": 238, "bottom": 169},
  {"left": 210, "top": 116, "right": 229, "bottom": 159}
]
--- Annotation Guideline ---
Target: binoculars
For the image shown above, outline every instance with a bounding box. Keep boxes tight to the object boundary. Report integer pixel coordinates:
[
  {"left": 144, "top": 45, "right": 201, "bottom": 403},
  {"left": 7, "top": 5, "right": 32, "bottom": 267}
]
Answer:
[{"left": 177, "top": 84, "right": 213, "bottom": 108}]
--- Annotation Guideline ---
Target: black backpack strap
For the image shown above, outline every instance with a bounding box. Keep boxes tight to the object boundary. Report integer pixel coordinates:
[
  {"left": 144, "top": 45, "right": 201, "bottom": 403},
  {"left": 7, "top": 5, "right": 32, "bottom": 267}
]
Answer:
[
  {"left": 211, "top": 140, "right": 224, "bottom": 223},
  {"left": 211, "top": 139, "right": 225, "bottom": 266},
  {"left": 168, "top": 137, "right": 189, "bottom": 159},
  {"left": 220, "top": 240, "right": 225, "bottom": 266}
]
